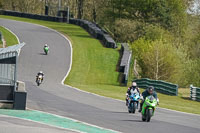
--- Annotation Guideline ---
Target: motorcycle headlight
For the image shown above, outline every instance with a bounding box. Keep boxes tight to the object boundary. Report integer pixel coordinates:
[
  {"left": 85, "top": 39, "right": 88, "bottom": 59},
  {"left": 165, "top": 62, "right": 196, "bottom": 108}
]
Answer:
[{"left": 145, "top": 101, "right": 150, "bottom": 106}]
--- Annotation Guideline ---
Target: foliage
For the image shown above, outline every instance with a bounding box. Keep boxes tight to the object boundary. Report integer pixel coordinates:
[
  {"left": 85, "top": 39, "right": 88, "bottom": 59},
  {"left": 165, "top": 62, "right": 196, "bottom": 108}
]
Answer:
[
  {"left": 131, "top": 37, "right": 186, "bottom": 84},
  {"left": 0, "top": 0, "right": 44, "bottom": 14},
  {"left": 113, "top": 19, "right": 144, "bottom": 42},
  {"left": 184, "top": 59, "right": 200, "bottom": 87},
  {"left": 103, "top": 0, "right": 188, "bottom": 39}
]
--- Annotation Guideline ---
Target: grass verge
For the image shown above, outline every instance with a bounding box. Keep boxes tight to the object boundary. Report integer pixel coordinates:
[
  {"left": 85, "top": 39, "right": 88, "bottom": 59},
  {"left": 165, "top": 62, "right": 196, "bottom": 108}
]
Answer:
[
  {"left": 0, "top": 26, "right": 18, "bottom": 46},
  {"left": 0, "top": 15, "right": 199, "bottom": 115}
]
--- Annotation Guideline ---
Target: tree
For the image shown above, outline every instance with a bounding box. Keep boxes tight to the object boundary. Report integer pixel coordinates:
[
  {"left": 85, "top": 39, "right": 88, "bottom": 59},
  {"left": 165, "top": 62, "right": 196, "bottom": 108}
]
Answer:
[
  {"left": 114, "top": 19, "right": 144, "bottom": 42},
  {"left": 132, "top": 38, "right": 185, "bottom": 84},
  {"left": 77, "top": 0, "right": 84, "bottom": 19},
  {"left": 184, "top": 59, "right": 200, "bottom": 86},
  {"left": 104, "top": 0, "right": 188, "bottom": 37}
]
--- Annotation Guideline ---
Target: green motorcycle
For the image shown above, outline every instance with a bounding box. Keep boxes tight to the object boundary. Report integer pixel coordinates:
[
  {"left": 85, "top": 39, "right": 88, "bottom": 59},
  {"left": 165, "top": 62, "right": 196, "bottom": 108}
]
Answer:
[
  {"left": 44, "top": 46, "right": 49, "bottom": 55},
  {"left": 141, "top": 95, "right": 158, "bottom": 122}
]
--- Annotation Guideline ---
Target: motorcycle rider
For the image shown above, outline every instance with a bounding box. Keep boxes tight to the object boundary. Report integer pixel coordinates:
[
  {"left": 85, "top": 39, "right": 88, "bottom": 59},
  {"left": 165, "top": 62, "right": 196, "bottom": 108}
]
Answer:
[
  {"left": 36, "top": 71, "right": 44, "bottom": 82},
  {"left": 44, "top": 44, "right": 49, "bottom": 53},
  {"left": 138, "top": 86, "right": 158, "bottom": 112},
  {"left": 126, "top": 82, "right": 140, "bottom": 106},
  {"left": 44, "top": 44, "right": 49, "bottom": 49}
]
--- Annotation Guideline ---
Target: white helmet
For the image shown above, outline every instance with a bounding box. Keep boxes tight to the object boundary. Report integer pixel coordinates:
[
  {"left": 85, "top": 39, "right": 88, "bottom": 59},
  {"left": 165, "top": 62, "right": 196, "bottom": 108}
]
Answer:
[
  {"left": 132, "top": 82, "right": 137, "bottom": 87},
  {"left": 45, "top": 44, "right": 48, "bottom": 47},
  {"left": 39, "top": 71, "right": 43, "bottom": 74}
]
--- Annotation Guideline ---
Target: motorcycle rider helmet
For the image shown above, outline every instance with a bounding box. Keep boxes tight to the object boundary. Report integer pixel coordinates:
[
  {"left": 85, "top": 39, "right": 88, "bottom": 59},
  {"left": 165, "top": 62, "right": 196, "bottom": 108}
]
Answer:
[
  {"left": 147, "top": 86, "right": 154, "bottom": 95},
  {"left": 39, "top": 71, "right": 43, "bottom": 74},
  {"left": 132, "top": 82, "right": 137, "bottom": 87}
]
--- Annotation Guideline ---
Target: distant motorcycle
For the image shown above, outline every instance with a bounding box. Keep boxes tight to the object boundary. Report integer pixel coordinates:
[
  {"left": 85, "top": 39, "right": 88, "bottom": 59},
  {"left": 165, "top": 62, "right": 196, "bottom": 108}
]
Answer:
[
  {"left": 141, "top": 95, "right": 158, "bottom": 122},
  {"left": 44, "top": 46, "right": 49, "bottom": 55},
  {"left": 36, "top": 74, "right": 43, "bottom": 86},
  {"left": 128, "top": 92, "right": 140, "bottom": 113}
]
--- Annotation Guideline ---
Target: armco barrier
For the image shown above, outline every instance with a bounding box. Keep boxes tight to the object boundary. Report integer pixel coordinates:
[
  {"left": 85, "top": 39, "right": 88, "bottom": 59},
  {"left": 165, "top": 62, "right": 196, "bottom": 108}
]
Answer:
[
  {"left": 133, "top": 78, "right": 178, "bottom": 96},
  {"left": 120, "top": 43, "right": 132, "bottom": 85},
  {"left": 190, "top": 85, "right": 200, "bottom": 102},
  {"left": 0, "top": 10, "right": 117, "bottom": 49},
  {"left": 0, "top": 10, "right": 63, "bottom": 22},
  {"left": 69, "top": 18, "right": 117, "bottom": 48}
]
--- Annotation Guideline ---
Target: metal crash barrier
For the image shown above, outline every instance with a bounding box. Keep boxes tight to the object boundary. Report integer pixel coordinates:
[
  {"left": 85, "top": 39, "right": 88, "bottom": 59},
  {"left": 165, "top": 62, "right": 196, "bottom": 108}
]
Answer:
[
  {"left": 190, "top": 85, "right": 200, "bottom": 102},
  {"left": 133, "top": 78, "right": 178, "bottom": 96}
]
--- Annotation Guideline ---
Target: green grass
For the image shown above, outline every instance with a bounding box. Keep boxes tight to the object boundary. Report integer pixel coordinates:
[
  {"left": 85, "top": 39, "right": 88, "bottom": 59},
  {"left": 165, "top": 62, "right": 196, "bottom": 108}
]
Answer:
[
  {"left": 0, "top": 26, "right": 18, "bottom": 47},
  {"left": 158, "top": 88, "right": 200, "bottom": 114},
  {"left": 0, "top": 15, "right": 200, "bottom": 115}
]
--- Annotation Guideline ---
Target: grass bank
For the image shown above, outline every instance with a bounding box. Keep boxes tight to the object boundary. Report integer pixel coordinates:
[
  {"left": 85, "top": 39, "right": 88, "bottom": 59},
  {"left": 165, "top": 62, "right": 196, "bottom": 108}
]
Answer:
[
  {"left": 0, "top": 15, "right": 199, "bottom": 115},
  {"left": 0, "top": 26, "right": 18, "bottom": 47}
]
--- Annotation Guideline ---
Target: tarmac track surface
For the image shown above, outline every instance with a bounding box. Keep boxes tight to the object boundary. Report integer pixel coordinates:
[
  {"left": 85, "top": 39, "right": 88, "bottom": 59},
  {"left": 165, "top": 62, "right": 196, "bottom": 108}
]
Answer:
[{"left": 0, "top": 18, "right": 200, "bottom": 133}]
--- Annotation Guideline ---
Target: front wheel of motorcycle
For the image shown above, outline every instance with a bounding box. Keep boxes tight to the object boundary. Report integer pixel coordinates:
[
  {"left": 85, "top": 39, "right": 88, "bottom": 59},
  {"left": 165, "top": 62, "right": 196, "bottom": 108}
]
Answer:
[
  {"left": 132, "top": 102, "right": 137, "bottom": 113},
  {"left": 146, "top": 109, "right": 153, "bottom": 122},
  {"left": 130, "top": 102, "right": 135, "bottom": 113}
]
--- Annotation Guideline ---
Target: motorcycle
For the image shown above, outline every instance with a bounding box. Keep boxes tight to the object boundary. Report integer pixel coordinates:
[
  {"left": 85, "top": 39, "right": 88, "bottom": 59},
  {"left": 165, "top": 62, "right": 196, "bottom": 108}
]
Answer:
[
  {"left": 128, "top": 92, "right": 140, "bottom": 113},
  {"left": 44, "top": 46, "right": 49, "bottom": 55},
  {"left": 36, "top": 74, "right": 43, "bottom": 86},
  {"left": 141, "top": 95, "right": 158, "bottom": 122}
]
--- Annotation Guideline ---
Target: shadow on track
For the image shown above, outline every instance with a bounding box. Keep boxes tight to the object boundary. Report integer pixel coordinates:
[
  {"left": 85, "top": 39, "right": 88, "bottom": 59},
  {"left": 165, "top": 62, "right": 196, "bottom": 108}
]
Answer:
[
  {"left": 39, "top": 53, "right": 46, "bottom": 55},
  {"left": 121, "top": 119, "right": 143, "bottom": 122}
]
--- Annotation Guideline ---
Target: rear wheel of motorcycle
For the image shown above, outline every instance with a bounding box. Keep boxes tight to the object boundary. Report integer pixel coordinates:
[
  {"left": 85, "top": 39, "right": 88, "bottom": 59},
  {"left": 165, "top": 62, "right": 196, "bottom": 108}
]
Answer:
[
  {"left": 147, "top": 109, "right": 153, "bottom": 122},
  {"left": 142, "top": 115, "right": 146, "bottom": 121}
]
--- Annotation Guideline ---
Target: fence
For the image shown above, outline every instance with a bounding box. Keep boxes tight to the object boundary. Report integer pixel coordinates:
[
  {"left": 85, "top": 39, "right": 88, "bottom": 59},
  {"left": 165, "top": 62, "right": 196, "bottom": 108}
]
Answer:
[
  {"left": 133, "top": 78, "right": 178, "bottom": 96},
  {"left": 190, "top": 85, "right": 200, "bottom": 101}
]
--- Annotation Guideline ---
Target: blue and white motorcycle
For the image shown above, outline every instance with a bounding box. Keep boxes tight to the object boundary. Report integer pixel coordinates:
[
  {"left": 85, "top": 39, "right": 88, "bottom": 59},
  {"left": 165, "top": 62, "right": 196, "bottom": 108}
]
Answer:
[{"left": 128, "top": 91, "right": 140, "bottom": 113}]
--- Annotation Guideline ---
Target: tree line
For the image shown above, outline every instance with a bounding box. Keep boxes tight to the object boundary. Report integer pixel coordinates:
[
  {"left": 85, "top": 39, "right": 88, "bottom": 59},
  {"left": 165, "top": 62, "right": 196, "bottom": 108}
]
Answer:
[{"left": 0, "top": 0, "right": 200, "bottom": 87}]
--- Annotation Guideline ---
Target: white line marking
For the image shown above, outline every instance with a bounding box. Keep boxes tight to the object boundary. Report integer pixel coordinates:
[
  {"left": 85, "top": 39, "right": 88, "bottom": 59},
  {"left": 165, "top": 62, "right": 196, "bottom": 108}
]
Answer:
[
  {"left": 2, "top": 25, "right": 24, "bottom": 55},
  {"left": 0, "top": 114, "right": 83, "bottom": 133},
  {"left": 156, "top": 107, "right": 200, "bottom": 116},
  {"left": 26, "top": 108, "right": 121, "bottom": 133},
  {"left": 2, "top": 26, "right": 20, "bottom": 44}
]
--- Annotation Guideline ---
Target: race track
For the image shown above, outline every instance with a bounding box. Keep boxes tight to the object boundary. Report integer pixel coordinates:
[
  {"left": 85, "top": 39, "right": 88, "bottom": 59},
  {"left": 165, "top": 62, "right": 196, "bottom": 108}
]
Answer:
[{"left": 0, "top": 18, "right": 200, "bottom": 133}]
